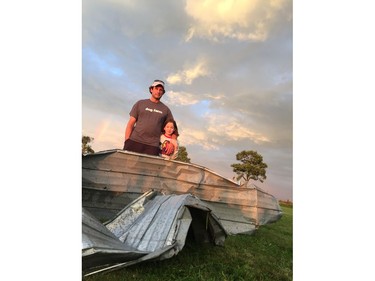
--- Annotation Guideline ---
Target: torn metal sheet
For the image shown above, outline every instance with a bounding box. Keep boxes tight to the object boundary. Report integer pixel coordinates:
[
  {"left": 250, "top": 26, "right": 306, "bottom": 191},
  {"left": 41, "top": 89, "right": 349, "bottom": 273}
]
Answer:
[
  {"left": 82, "top": 190, "right": 227, "bottom": 276},
  {"left": 82, "top": 208, "right": 148, "bottom": 271}
]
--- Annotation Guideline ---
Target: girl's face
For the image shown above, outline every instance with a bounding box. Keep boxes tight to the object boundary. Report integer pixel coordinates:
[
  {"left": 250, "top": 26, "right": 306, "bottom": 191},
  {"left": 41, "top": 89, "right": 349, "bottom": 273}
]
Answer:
[{"left": 164, "top": 122, "right": 175, "bottom": 136}]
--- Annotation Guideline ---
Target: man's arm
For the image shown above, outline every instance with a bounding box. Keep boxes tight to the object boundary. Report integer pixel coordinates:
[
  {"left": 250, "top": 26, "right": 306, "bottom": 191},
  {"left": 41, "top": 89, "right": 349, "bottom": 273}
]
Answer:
[
  {"left": 169, "top": 139, "right": 179, "bottom": 159},
  {"left": 167, "top": 128, "right": 178, "bottom": 154},
  {"left": 164, "top": 141, "right": 174, "bottom": 155},
  {"left": 125, "top": 116, "right": 136, "bottom": 140}
]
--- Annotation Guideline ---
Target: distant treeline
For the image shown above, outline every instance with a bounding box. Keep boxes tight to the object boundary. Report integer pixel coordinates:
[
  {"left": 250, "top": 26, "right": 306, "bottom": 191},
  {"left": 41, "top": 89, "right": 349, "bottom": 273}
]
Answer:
[{"left": 279, "top": 200, "right": 293, "bottom": 207}]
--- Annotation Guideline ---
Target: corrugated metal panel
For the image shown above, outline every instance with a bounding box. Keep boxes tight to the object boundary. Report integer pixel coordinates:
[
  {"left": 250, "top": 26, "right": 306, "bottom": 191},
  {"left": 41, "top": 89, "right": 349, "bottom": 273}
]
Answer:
[
  {"left": 82, "top": 190, "right": 227, "bottom": 276},
  {"left": 82, "top": 150, "right": 283, "bottom": 234}
]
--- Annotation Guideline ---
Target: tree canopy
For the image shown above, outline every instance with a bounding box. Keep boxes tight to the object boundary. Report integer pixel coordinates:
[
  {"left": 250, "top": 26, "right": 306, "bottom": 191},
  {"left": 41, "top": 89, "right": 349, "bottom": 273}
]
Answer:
[
  {"left": 231, "top": 150, "right": 267, "bottom": 183},
  {"left": 175, "top": 146, "right": 191, "bottom": 163},
  {"left": 82, "top": 135, "right": 95, "bottom": 154}
]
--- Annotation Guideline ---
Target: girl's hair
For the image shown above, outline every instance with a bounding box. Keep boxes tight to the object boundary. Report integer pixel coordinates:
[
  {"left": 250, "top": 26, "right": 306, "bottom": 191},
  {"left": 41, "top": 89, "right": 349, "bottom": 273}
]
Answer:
[{"left": 162, "top": 119, "right": 179, "bottom": 137}]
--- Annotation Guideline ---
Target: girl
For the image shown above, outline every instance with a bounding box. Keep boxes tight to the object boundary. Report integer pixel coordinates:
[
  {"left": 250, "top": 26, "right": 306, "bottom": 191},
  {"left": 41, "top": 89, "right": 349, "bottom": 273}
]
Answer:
[{"left": 160, "top": 119, "right": 179, "bottom": 160}]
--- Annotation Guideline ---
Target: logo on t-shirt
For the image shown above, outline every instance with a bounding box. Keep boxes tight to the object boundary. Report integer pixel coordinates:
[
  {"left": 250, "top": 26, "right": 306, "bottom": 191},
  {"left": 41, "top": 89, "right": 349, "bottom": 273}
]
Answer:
[{"left": 145, "top": 107, "right": 163, "bottom": 114}]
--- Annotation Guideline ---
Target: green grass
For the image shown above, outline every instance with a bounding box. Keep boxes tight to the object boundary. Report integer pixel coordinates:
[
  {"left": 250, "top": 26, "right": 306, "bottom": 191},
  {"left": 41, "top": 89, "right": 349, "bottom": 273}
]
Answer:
[{"left": 84, "top": 206, "right": 292, "bottom": 281}]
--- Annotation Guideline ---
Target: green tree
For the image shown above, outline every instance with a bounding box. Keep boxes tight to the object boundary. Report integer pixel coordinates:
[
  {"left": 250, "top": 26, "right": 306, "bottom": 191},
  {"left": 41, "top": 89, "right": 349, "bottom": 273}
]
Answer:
[
  {"left": 231, "top": 150, "right": 267, "bottom": 183},
  {"left": 175, "top": 146, "right": 191, "bottom": 163},
  {"left": 82, "top": 135, "right": 95, "bottom": 154}
]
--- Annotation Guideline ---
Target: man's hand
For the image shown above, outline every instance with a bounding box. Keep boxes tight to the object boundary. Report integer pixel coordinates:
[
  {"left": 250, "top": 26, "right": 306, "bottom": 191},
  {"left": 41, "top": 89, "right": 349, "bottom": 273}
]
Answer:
[{"left": 164, "top": 141, "right": 175, "bottom": 155}]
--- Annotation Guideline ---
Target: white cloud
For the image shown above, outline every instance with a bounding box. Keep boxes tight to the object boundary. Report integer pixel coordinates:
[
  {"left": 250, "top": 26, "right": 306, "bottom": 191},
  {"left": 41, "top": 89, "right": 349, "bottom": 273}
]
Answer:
[
  {"left": 184, "top": 0, "right": 290, "bottom": 42},
  {"left": 206, "top": 114, "right": 271, "bottom": 144},
  {"left": 164, "top": 91, "right": 200, "bottom": 106},
  {"left": 178, "top": 112, "right": 270, "bottom": 153},
  {"left": 167, "top": 59, "right": 210, "bottom": 85},
  {"left": 179, "top": 127, "right": 220, "bottom": 150}
]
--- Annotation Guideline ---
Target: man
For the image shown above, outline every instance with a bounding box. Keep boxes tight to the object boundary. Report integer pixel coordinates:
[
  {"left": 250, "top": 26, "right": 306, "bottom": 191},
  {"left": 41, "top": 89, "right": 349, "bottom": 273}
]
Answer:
[{"left": 123, "top": 79, "right": 175, "bottom": 156}]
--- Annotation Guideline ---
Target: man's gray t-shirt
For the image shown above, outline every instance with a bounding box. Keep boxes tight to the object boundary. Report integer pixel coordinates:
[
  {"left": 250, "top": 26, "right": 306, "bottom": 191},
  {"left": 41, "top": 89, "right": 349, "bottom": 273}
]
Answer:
[{"left": 129, "top": 99, "right": 174, "bottom": 147}]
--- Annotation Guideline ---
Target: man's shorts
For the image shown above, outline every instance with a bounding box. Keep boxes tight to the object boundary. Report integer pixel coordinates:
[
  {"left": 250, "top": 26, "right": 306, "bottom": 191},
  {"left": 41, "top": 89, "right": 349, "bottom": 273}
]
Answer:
[{"left": 123, "top": 139, "right": 160, "bottom": 156}]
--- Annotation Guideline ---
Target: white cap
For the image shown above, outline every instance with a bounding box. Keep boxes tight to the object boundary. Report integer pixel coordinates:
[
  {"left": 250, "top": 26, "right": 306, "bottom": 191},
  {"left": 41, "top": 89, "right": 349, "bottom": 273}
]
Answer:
[{"left": 150, "top": 80, "right": 165, "bottom": 88}]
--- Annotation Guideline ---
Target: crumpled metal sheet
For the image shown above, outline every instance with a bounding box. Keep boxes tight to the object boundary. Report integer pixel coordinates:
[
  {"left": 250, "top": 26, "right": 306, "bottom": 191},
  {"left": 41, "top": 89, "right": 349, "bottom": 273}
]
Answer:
[{"left": 82, "top": 190, "right": 227, "bottom": 276}]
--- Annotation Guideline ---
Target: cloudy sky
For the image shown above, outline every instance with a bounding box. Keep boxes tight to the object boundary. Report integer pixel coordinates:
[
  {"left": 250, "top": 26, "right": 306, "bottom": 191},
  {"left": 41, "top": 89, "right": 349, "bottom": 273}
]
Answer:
[{"left": 82, "top": 0, "right": 293, "bottom": 201}]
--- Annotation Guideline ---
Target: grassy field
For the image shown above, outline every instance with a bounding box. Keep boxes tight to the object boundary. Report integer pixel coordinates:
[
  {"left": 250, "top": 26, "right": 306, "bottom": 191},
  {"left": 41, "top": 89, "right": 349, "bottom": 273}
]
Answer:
[{"left": 84, "top": 205, "right": 292, "bottom": 281}]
